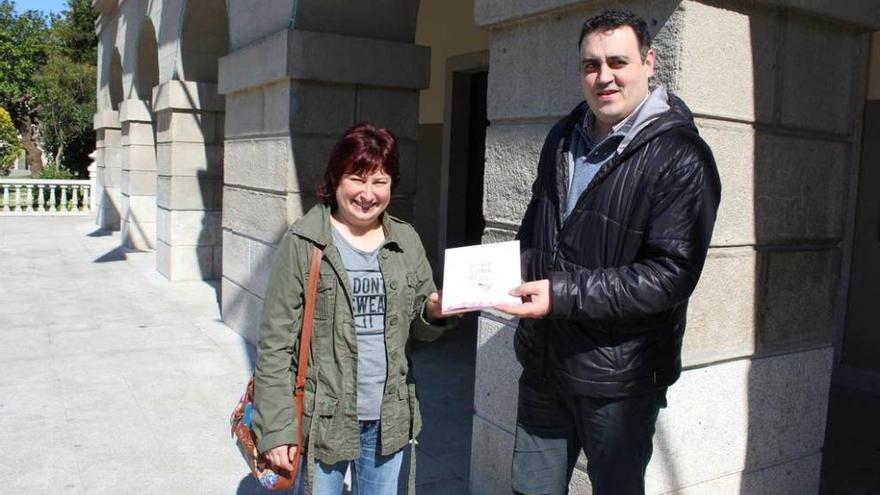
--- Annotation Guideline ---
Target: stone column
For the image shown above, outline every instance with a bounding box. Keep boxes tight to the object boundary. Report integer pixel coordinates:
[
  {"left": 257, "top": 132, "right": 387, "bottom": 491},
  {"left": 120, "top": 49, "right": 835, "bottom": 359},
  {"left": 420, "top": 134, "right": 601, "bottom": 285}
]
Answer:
[
  {"left": 469, "top": 1, "right": 876, "bottom": 494},
  {"left": 153, "top": 80, "right": 225, "bottom": 281},
  {"left": 93, "top": 110, "right": 122, "bottom": 230},
  {"left": 119, "top": 99, "right": 157, "bottom": 249},
  {"left": 218, "top": 27, "right": 428, "bottom": 342}
]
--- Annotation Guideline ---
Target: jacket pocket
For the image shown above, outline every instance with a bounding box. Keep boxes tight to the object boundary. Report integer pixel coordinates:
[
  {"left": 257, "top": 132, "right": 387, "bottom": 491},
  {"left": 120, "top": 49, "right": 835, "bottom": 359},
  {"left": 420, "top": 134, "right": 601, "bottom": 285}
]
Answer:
[
  {"left": 380, "top": 384, "right": 411, "bottom": 440},
  {"left": 313, "top": 277, "right": 336, "bottom": 320},
  {"left": 306, "top": 396, "right": 340, "bottom": 451},
  {"left": 405, "top": 272, "right": 419, "bottom": 317}
]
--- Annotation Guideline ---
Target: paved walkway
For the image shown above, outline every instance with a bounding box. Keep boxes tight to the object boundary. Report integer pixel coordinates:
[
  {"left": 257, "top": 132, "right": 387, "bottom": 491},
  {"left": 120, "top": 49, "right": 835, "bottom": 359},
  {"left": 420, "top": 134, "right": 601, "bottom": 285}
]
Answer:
[{"left": 0, "top": 216, "right": 474, "bottom": 494}]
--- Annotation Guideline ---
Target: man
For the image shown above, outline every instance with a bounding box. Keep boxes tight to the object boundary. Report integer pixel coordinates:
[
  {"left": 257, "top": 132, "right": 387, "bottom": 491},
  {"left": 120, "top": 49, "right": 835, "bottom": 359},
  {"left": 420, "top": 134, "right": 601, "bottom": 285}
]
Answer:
[{"left": 495, "top": 9, "right": 721, "bottom": 495}]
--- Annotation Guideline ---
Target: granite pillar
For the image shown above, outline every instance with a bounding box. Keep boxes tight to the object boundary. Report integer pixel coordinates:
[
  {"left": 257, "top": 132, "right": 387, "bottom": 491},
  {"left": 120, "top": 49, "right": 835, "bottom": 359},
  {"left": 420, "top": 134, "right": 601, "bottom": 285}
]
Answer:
[
  {"left": 119, "top": 99, "right": 157, "bottom": 249},
  {"left": 93, "top": 110, "right": 122, "bottom": 231},
  {"left": 153, "top": 80, "right": 225, "bottom": 280}
]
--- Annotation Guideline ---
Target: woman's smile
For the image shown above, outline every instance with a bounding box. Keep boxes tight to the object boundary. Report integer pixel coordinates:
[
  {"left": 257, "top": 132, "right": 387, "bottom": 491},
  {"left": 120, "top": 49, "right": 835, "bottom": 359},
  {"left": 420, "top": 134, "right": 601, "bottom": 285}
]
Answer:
[{"left": 334, "top": 170, "right": 392, "bottom": 229}]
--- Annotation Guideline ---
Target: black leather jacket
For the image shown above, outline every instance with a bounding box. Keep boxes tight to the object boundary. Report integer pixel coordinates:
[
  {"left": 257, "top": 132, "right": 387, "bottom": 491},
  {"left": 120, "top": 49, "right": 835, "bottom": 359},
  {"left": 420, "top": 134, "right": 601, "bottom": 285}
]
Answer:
[{"left": 515, "top": 93, "right": 721, "bottom": 398}]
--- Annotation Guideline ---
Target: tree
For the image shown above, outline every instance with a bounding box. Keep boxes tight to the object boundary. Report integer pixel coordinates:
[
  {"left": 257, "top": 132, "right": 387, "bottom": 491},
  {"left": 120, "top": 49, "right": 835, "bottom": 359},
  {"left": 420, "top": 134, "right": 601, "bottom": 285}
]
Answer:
[
  {"left": 0, "top": 0, "right": 97, "bottom": 178},
  {"left": 51, "top": 0, "right": 97, "bottom": 65},
  {"left": 37, "top": 0, "right": 97, "bottom": 176},
  {"left": 35, "top": 51, "right": 95, "bottom": 176},
  {"left": 0, "top": 106, "right": 22, "bottom": 175},
  {"left": 0, "top": 1, "right": 49, "bottom": 175}
]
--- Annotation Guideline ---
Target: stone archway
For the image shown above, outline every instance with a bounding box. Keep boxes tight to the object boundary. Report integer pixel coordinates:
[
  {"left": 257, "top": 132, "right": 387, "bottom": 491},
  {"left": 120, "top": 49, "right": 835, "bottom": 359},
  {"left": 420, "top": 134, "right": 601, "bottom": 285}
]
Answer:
[
  {"left": 109, "top": 49, "right": 124, "bottom": 111},
  {"left": 118, "top": 20, "right": 162, "bottom": 249},
  {"left": 136, "top": 20, "right": 159, "bottom": 102},
  {"left": 153, "top": 0, "right": 228, "bottom": 280},
  {"left": 179, "top": 0, "right": 228, "bottom": 83}
]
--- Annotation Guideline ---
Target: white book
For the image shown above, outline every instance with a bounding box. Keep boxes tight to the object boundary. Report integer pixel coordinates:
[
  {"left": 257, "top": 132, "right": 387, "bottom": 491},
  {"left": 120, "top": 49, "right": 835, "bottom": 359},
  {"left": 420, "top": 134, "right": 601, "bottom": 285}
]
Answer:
[{"left": 441, "top": 240, "right": 523, "bottom": 313}]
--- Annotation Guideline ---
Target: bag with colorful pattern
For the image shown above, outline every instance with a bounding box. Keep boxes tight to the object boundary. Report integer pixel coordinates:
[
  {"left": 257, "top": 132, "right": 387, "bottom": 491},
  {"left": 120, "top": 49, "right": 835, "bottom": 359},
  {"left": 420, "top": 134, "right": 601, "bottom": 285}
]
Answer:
[{"left": 229, "top": 245, "right": 323, "bottom": 490}]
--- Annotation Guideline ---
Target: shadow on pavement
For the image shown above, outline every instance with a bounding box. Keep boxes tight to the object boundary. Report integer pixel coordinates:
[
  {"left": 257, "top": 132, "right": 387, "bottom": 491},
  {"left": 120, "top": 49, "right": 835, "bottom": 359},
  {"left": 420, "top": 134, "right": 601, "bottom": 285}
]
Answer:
[
  {"left": 92, "top": 244, "right": 148, "bottom": 263},
  {"left": 87, "top": 228, "right": 113, "bottom": 237},
  {"left": 236, "top": 475, "right": 286, "bottom": 495},
  {"left": 405, "top": 313, "right": 477, "bottom": 492}
]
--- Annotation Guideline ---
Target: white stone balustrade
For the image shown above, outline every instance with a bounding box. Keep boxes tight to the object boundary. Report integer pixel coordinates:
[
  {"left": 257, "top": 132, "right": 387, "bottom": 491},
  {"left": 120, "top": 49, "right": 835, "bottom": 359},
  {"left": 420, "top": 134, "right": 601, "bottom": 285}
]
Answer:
[{"left": 0, "top": 179, "right": 93, "bottom": 215}]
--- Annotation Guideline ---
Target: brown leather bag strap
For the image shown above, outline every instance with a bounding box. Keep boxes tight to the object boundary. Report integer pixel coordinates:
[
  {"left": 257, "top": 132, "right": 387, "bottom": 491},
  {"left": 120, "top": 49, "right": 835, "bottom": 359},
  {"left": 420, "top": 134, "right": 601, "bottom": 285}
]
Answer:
[{"left": 293, "top": 245, "right": 323, "bottom": 448}]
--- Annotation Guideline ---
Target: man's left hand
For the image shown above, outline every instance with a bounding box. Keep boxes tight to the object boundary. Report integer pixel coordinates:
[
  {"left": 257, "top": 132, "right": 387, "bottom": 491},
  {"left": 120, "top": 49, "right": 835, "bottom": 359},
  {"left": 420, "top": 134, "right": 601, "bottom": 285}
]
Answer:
[{"left": 494, "top": 279, "right": 551, "bottom": 318}]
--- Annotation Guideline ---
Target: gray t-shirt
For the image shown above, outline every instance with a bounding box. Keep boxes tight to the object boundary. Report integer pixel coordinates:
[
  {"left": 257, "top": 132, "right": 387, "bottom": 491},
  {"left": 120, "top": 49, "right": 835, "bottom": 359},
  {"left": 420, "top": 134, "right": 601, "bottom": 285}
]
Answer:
[{"left": 331, "top": 227, "right": 387, "bottom": 421}]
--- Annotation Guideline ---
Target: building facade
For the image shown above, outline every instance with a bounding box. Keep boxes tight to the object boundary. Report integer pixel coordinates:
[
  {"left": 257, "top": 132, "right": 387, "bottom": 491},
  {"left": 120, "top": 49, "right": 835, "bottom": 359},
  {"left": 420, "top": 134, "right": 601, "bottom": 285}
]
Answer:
[{"left": 92, "top": 0, "right": 880, "bottom": 492}]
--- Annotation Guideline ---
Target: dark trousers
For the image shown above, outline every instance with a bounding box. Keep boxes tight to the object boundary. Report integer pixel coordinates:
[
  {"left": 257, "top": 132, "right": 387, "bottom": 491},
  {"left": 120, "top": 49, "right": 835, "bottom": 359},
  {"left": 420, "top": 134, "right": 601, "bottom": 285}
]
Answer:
[{"left": 511, "top": 372, "right": 666, "bottom": 495}]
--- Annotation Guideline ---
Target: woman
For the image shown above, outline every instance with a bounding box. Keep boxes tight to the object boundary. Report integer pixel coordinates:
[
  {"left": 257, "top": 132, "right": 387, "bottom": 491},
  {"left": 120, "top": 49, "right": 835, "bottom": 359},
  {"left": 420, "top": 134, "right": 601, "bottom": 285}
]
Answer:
[{"left": 252, "top": 123, "right": 454, "bottom": 495}]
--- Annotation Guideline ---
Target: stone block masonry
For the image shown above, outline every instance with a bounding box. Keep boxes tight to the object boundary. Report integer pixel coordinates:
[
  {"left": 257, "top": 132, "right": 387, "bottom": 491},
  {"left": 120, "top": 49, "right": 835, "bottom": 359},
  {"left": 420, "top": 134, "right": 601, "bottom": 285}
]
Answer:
[
  {"left": 94, "top": 110, "right": 122, "bottom": 231},
  {"left": 470, "top": 0, "right": 876, "bottom": 492},
  {"left": 154, "top": 81, "right": 225, "bottom": 281},
  {"left": 218, "top": 23, "right": 429, "bottom": 344},
  {"left": 119, "top": 99, "right": 157, "bottom": 250}
]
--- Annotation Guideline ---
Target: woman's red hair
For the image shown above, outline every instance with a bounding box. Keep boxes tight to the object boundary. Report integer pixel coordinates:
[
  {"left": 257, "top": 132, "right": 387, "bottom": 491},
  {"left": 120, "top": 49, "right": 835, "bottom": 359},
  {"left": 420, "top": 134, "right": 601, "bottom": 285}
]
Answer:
[{"left": 315, "top": 123, "right": 400, "bottom": 206}]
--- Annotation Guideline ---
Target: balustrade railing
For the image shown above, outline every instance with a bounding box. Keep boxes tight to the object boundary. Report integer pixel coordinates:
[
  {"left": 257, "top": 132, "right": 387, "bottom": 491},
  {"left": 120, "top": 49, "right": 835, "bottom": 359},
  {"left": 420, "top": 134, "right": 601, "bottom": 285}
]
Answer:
[{"left": 0, "top": 179, "right": 93, "bottom": 215}]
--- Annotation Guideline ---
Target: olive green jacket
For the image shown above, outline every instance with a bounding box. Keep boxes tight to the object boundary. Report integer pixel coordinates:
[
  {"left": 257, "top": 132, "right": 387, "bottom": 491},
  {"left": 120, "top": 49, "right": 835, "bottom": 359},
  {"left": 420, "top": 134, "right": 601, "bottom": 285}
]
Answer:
[{"left": 252, "top": 204, "right": 452, "bottom": 465}]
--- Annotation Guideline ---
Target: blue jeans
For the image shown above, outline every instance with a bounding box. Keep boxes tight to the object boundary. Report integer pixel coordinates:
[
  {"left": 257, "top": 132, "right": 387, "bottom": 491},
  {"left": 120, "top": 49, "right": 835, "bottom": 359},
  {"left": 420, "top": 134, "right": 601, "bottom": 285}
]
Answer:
[{"left": 294, "top": 420, "right": 404, "bottom": 495}]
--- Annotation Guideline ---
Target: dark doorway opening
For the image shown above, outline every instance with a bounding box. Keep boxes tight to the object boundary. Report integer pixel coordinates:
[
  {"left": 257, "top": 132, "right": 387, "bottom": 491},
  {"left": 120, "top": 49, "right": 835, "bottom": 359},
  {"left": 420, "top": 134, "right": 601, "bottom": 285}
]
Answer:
[
  {"left": 408, "top": 52, "right": 489, "bottom": 493},
  {"left": 839, "top": 101, "right": 880, "bottom": 378},
  {"left": 445, "top": 70, "right": 488, "bottom": 250}
]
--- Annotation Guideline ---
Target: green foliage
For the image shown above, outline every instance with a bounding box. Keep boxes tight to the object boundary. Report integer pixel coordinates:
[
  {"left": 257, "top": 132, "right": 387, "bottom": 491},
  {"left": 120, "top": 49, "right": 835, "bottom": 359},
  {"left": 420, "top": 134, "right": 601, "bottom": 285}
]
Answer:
[
  {"left": 0, "top": 1, "right": 49, "bottom": 123},
  {"left": 51, "top": 0, "right": 96, "bottom": 65},
  {"left": 40, "top": 0, "right": 97, "bottom": 176},
  {"left": 0, "top": 1, "right": 97, "bottom": 176},
  {"left": 38, "top": 161, "right": 78, "bottom": 179},
  {"left": 0, "top": 106, "right": 21, "bottom": 175},
  {"left": 36, "top": 50, "right": 96, "bottom": 176}
]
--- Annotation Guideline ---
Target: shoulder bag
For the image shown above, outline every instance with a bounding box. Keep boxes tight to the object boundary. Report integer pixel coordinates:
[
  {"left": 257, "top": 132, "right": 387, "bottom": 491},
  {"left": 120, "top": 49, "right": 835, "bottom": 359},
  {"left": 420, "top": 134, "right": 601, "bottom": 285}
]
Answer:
[{"left": 230, "top": 244, "right": 323, "bottom": 490}]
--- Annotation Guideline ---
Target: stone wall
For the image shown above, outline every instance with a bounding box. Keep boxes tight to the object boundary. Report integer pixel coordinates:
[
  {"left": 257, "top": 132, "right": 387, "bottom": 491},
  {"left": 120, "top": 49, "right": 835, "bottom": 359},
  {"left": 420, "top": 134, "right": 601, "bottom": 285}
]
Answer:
[
  {"left": 94, "top": 0, "right": 225, "bottom": 280},
  {"left": 154, "top": 81, "right": 225, "bottom": 280},
  {"left": 218, "top": 5, "right": 430, "bottom": 342},
  {"left": 119, "top": 99, "right": 157, "bottom": 249},
  {"left": 470, "top": 1, "right": 875, "bottom": 493},
  {"left": 94, "top": 110, "right": 122, "bottom": 231}
]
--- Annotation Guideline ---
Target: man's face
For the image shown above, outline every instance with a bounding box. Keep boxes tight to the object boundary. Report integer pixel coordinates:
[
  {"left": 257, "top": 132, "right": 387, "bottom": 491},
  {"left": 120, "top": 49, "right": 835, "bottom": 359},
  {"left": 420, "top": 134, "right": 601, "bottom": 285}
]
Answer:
[{"left": 580, "top": 26, "right": 655, "bottom": 134}]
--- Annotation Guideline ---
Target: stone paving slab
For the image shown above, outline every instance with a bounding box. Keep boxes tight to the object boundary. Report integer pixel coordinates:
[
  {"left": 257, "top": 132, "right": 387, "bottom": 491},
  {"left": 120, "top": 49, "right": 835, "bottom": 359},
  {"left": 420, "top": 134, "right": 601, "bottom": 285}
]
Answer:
[{"left": 0, "top": 216, "right": 475, "bottom": 495}]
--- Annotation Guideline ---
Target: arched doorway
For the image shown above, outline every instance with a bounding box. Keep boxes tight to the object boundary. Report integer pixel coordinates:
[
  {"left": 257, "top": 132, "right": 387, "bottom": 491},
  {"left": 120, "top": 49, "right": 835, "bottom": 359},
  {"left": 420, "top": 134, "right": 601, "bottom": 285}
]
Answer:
[
  {"left": 179, "top": 0, "right": 228, "bottom": 83},
  {"left": 136, "top": 20, "right": 159, "bottom": 103},
  {"left": 109, "top": 49, "right": 124, "bottom": 111}
]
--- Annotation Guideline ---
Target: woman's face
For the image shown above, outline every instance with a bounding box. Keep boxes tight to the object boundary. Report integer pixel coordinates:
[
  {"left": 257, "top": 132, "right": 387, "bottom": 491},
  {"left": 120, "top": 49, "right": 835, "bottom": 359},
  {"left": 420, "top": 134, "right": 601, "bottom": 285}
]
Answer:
[{"left": 334, "top": 169, "right": 392, "bottom": 229}]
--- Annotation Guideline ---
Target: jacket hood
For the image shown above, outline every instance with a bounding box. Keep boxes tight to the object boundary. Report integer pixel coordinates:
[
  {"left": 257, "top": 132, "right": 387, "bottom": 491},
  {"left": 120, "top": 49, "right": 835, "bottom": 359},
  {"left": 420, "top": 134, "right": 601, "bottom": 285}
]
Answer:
[
  {"left": 566, "top": 86, "right": 698, "bottom": 159},
  {"left": 615, "top": 86, "right": 671, "bottom": 153}
]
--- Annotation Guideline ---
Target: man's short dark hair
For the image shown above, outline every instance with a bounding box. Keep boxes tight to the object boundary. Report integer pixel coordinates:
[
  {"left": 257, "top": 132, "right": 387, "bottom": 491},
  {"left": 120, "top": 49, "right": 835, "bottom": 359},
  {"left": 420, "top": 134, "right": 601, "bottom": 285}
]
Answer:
[{"left": 578, "top": 9, "right": 652, "bottom": 59}]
